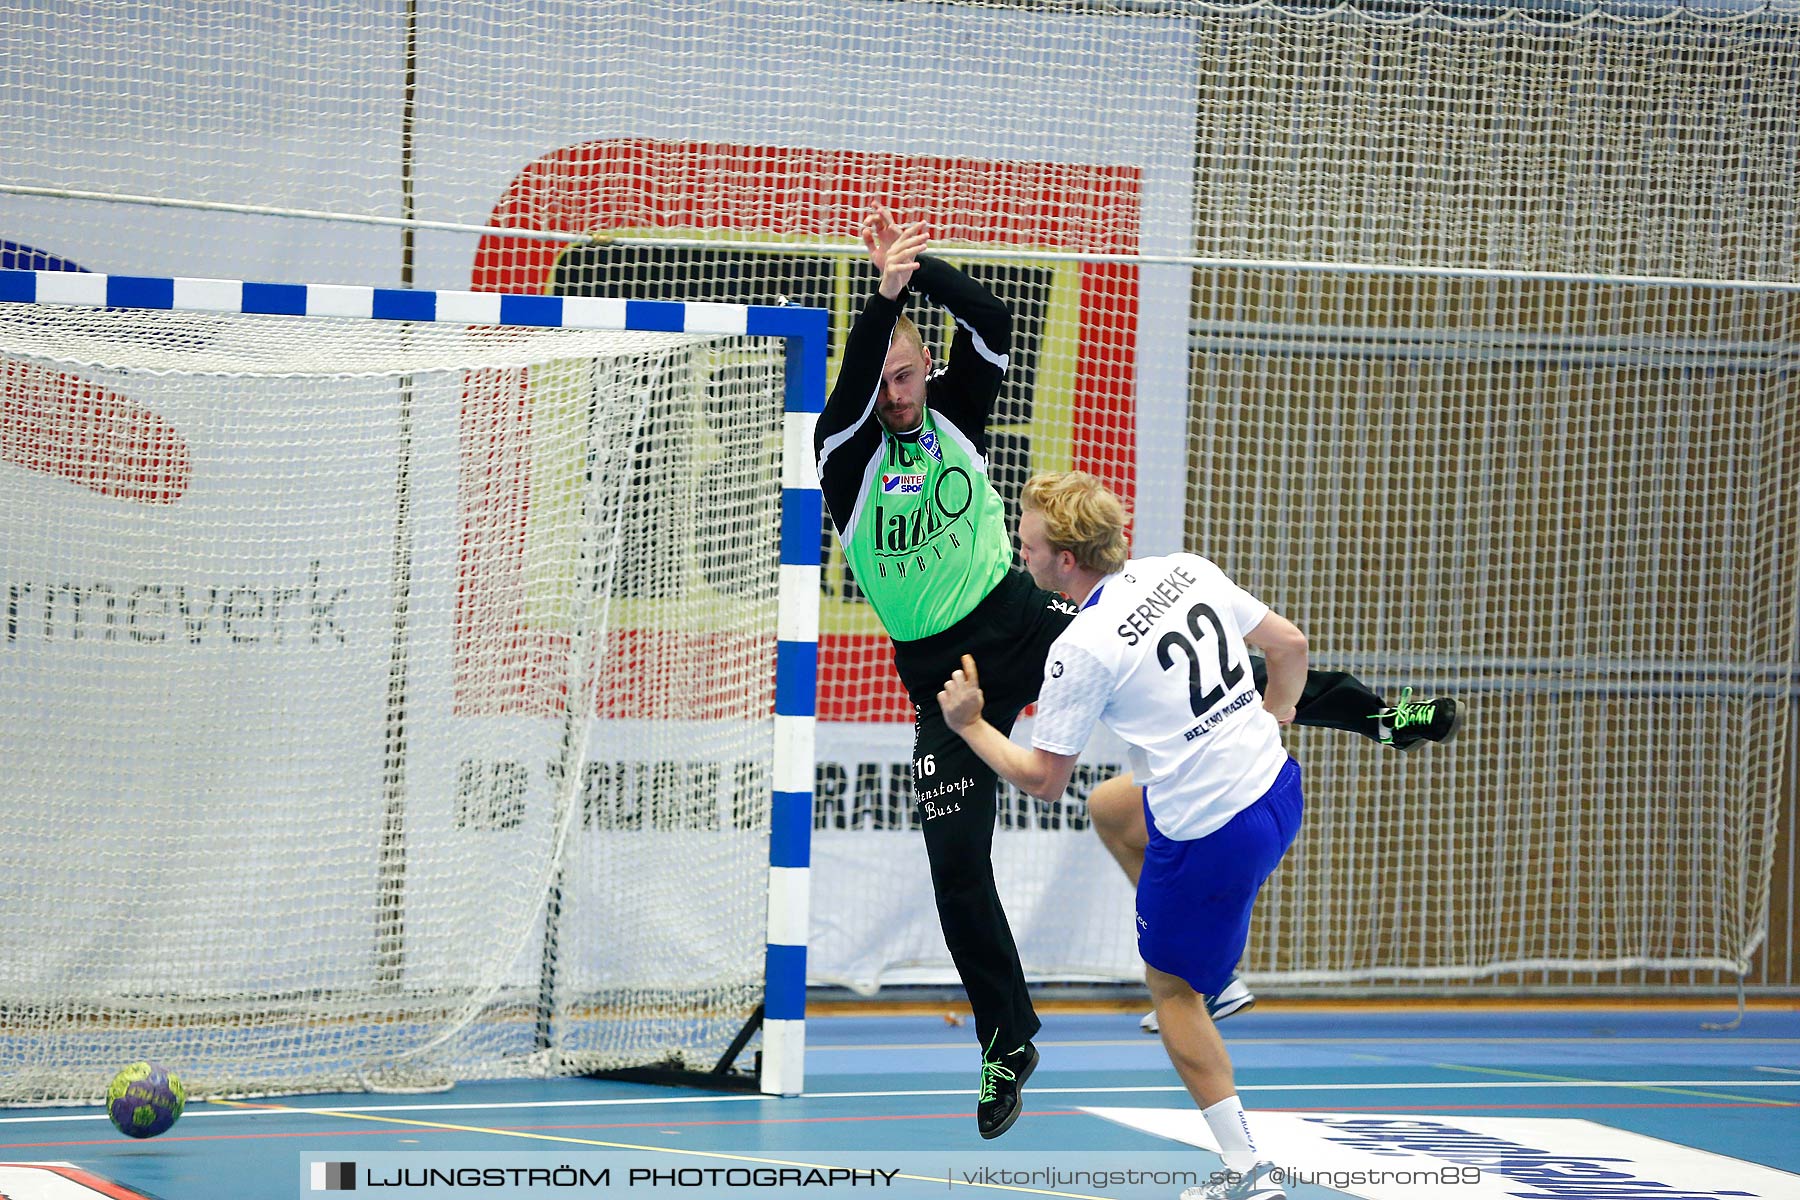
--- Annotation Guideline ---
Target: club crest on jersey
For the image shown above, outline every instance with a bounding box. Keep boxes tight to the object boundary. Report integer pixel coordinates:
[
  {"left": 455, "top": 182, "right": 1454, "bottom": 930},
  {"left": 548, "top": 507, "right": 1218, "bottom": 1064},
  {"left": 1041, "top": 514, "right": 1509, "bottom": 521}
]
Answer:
[
  {"left": 918, "top": 429, "right": 943, "bottom": 461},
  {"left": 881, "top": 472, "right": 926, "bottom": 495}
]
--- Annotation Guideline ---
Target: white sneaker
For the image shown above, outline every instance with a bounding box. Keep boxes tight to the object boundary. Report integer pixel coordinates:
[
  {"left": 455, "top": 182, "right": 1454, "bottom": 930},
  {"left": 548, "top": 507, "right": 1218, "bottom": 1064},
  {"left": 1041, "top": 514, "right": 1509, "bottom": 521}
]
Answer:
[
  {"left": 1178, "top": 1160, "right": 1286, "bottom": 1200},
  {"left": 1140, "top": 974, "right": 1257, "bottom": 1033},
  {"left": 1208, "top": 975, "right": 1257, "bottom": 1020}
]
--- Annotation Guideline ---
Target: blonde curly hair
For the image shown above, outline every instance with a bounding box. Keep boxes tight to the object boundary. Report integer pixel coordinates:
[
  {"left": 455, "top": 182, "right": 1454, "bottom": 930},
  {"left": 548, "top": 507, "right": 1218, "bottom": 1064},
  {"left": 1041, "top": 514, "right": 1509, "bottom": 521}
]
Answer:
[{"left": 1020, "top": 471, "right": 1130, "bottom": 574}]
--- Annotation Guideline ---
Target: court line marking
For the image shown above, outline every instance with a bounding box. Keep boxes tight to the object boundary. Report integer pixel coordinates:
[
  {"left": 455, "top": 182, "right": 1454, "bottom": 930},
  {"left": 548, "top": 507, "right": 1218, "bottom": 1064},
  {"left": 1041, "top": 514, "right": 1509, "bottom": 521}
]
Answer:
[
  {"left": 10, "top": 1098, "right": 1798, "bottom": 1157},
  {"left": 5, "top": 1078, "right": 1798, "bottom": 1126},
  {"left": 1421, "top": 1061, "right": 1799, "bottom": 1108},
  {"left": 205, "top": 1099, "right": 1114, "bottom": 1200},
  {"left": 0, "top": 1161, "right": 162, "bottom": 1200},
  {"left": 811, "top": 1036, "right": 1800, "bottom": 1051},
  {"left": 0, "top": 1097, "right": 767, "bottom": 1123},
  {"left": 12, "top": 1098, "right": 1795, "bottom": 1154},
  {"left": 806, "top": 1079, "right": 1800, "bottom": 1097}
]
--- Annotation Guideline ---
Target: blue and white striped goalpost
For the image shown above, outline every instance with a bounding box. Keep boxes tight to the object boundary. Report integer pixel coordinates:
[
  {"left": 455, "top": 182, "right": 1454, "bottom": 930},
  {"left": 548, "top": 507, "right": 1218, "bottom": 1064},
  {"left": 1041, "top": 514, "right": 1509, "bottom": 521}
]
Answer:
[
  {"left": 0, "top": 268, "right": 823, "bottom": 1097},
  {"left": 763, "top": 298, "right": 824, "bottom": 1100}
]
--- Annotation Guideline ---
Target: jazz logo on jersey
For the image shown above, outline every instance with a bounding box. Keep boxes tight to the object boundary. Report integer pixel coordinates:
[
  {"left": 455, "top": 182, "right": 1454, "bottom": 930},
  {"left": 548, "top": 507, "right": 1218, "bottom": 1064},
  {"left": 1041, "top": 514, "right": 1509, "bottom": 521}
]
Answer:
[{"left": 882, "top": 472, "right": 926, "bottom": 495}]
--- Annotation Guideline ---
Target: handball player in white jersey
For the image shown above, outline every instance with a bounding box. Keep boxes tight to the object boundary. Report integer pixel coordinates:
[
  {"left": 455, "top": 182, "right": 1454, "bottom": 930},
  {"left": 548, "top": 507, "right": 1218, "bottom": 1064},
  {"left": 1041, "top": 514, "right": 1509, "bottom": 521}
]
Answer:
[{"left": 938, "top": 470, "right": 1302, "bottom": 1200}]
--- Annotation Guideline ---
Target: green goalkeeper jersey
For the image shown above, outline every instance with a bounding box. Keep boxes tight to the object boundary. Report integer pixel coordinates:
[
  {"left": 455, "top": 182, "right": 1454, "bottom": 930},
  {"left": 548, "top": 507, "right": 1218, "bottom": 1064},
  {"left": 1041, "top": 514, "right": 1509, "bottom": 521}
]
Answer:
[{"left": 840, "top": 415, "right": 1012, "bottom": 641}]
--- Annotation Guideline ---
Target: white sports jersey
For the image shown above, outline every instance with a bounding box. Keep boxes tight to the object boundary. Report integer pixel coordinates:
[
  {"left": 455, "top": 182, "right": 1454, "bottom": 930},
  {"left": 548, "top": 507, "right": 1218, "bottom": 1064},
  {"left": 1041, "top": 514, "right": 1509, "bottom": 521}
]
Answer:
[{"left": 1031, "top": 553, "right": 1289, "bottom": 841}]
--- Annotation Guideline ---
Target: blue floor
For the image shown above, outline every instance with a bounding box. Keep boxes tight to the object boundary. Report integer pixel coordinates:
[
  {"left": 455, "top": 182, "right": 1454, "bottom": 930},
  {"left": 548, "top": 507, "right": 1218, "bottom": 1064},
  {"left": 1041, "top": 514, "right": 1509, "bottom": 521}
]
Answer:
[{"left": 2, "top": 1008, "right": 1796, "bottom": 1199}]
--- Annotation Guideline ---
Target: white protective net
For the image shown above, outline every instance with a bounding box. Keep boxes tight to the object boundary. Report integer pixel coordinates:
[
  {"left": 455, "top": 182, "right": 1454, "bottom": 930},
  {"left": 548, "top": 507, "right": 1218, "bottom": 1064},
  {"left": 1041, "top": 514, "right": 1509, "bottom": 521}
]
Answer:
[
  {"left": 0, "top": 302, "right": 786, "bottom": 1102},
  {"left": 0, "top": 0, "right": 1796, "bottom": 1006}
]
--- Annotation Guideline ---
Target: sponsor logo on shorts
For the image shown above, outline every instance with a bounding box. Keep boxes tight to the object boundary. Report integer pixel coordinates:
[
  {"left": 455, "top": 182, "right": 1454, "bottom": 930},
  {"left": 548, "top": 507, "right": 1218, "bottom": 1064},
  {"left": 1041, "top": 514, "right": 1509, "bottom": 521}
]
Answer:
[{"left": 918, "top": 775, "right": 975, "bottom": 821}]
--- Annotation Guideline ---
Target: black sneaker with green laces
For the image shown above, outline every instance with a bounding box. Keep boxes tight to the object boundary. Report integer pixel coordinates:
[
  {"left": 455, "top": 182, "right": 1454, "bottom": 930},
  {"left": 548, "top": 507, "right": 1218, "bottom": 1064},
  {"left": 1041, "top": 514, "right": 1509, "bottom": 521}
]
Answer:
[
  {"left": 975, "top": 1035, "right": 1039, "bottom": 1139},
  {"left": 1372, "top": 687, "right": 1460, "bottom": 751}
]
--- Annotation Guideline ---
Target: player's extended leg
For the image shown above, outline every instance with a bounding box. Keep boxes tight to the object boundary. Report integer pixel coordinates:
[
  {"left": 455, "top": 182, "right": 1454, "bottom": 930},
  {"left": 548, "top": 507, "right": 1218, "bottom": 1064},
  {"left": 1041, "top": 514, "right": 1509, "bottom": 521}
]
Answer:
[
  {"left": 895, "top": 572, "right": 1075, "bottom": 1139},
  {"left": 1147, "top": 964, "right": 1238, "bottom": 1110},
  {"left": 913, "top": 702, "right": 1040, "bottom": 1139},
  {"left": 1257, "top": 658, "right": 1460, "bottom": 750},
  {"left": 1090, "top": 773, "right": 1149, "bottom": 887},
  {"left": 1153, "top": 966, "right": 1286, "bottom": 1199},
  {"left": 1094, "top": 773, "right": 1256, "bottom": 1032},
  {"left": 1139, "top": 761, "right": 1302, "bottom": 1200}
]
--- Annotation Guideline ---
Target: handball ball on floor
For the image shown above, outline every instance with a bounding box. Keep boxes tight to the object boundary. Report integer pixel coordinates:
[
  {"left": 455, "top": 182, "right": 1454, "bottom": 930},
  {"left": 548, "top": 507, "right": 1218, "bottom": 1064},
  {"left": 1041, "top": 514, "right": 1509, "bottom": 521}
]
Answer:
[{"left": 106, "top": 1061, "right": 186, "bottom": 1138}]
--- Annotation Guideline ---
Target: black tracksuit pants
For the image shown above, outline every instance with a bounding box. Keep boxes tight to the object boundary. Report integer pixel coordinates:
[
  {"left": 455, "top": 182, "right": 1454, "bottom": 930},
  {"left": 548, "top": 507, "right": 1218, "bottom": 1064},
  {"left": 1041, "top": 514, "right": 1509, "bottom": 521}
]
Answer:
[{"left": 891, "top": 570, "right": 1387, "bottom": 1056}]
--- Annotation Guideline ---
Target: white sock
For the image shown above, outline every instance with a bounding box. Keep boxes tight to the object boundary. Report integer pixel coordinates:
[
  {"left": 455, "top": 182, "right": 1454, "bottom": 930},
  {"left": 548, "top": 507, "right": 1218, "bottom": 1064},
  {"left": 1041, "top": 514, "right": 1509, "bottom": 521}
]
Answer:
[{"left": 1202, "top": 1095, "right": 1259, "bottom": 1173}]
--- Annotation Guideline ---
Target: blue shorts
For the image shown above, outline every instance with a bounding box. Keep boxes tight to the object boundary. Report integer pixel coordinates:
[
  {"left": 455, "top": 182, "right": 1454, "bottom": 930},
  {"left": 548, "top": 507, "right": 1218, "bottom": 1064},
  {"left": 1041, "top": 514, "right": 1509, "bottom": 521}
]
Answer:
[{"left": 1135, "top": 758, "right": 1304, "bottom": 997}]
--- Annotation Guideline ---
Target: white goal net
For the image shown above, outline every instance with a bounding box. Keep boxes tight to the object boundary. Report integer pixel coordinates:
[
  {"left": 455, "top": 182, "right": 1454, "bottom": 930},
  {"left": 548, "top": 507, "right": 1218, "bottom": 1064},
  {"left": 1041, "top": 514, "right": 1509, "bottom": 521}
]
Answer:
[{"left": 0, "top": 298, "right": 789, "bottom": 1102}]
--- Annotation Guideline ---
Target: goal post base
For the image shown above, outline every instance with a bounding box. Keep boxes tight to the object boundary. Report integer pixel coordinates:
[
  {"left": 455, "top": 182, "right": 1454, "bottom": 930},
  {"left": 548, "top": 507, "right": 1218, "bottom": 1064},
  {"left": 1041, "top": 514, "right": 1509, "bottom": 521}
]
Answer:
[{"left": 587, "top": 1003, "right": 766, "bottom": 1093}]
